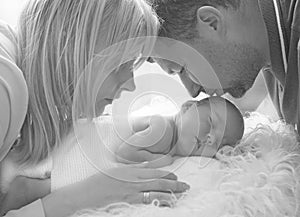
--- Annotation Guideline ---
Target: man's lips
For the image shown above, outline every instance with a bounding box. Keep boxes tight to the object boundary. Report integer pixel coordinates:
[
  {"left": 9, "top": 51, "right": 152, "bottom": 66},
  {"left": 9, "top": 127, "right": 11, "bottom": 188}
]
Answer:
[
  {"left": 193, "top": 86, "right": 225, "bottom": 97},
  {"left": 204, "top": 89, "right": 224, "bottom": 96},
  {"left": 191, "top": 81, "right": 225, "bottom": 97}
]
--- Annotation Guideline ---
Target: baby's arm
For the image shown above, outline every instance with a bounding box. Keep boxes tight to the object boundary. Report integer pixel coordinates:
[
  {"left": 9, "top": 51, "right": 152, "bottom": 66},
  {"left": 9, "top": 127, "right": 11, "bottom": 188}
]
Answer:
[{"left": 116, "top": 115, "right": 174, "bottom": 167}]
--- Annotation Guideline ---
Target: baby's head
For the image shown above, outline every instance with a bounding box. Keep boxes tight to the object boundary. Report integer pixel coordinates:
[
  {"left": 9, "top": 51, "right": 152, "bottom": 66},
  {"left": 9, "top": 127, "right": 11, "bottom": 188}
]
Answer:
[{"left": 175, "top": 96, "right": 244, "bottom": 157}]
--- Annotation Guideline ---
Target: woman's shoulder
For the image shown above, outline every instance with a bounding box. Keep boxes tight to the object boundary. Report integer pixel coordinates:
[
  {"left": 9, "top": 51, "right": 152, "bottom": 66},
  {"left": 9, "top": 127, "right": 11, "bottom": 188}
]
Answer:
[
  {"left": 0, "top": 20, "right": 17, "bottom": 62},
  {"left": 0, "top": 20, "right": 16, "bottom": 37}
]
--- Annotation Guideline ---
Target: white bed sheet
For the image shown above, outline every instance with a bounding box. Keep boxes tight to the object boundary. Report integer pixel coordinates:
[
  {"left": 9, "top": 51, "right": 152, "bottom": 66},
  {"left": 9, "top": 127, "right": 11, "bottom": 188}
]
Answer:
[{"left": 71, "top": 113, "right": 300, "bottom": 217}]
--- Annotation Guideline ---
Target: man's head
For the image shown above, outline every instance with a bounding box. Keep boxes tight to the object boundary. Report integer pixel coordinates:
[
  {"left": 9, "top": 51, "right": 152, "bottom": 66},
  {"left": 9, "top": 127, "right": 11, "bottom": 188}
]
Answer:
[
  {"left": 175, "top": 96, "right": 244, "bottom": 157},
  {"left": 151, "top": 0, "right": 270, "bottom": 98}
]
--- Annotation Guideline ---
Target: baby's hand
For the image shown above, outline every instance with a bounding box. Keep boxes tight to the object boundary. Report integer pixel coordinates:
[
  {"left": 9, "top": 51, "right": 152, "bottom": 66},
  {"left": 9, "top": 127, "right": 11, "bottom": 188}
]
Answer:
[{"left": 144, "top": 154, "right": 174, "bottom": 168}]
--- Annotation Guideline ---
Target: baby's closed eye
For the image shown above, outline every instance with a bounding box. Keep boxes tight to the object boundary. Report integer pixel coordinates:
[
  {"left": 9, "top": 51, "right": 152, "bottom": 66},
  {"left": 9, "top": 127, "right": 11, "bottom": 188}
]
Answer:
[{"left": 194, "top": 136, "right": 203, "bottom": 149}]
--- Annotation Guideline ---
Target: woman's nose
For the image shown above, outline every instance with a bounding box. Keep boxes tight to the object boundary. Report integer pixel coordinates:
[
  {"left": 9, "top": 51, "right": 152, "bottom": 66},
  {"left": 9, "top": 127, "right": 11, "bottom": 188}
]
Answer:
[{"left": 122, "top": 78, "right": 136, "bottom": 92}]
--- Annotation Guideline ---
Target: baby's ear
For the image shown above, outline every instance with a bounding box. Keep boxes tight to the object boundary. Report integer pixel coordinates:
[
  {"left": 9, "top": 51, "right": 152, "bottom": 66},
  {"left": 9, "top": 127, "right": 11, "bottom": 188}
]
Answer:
[{"left": 205, "top": 133, "right": 216, "bottom": 146}]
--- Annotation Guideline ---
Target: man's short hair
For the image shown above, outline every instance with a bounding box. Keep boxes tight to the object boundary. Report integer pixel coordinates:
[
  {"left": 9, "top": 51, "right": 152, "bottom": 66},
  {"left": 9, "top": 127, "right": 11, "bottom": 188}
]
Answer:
[{"left": 152, "top": 0, "right": 241, "bottom": 40}]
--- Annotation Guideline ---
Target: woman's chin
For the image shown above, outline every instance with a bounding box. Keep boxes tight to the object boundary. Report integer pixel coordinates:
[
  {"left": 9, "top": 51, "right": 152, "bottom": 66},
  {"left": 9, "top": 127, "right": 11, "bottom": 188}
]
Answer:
[{"left": 95, "top": 99, "right": 114, "bottom": 116}]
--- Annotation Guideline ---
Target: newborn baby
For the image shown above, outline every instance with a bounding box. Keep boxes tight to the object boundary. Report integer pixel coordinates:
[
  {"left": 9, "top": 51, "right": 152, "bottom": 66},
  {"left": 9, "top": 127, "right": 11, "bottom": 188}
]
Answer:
[
  {"left": 0, "top": 97, "right": 244, "bottom": 213},
  {"left": 115, "top": 96, "right": 244, "bottom": 167},
  {"left": 49, "top": 96, "right": 244, "bottom": 191}
]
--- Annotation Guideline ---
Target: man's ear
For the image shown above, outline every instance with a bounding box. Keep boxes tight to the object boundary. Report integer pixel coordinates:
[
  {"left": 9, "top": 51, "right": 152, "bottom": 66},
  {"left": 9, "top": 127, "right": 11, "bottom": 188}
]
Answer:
[{"left": 196, "top": 6, "right": 226, "bottom": 38}]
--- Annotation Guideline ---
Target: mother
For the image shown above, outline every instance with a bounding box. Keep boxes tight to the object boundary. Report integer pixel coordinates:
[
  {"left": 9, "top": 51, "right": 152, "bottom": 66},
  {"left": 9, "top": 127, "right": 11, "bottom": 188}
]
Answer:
[{"left": 0, "top": 0, "right": 188, "bottom": 216}]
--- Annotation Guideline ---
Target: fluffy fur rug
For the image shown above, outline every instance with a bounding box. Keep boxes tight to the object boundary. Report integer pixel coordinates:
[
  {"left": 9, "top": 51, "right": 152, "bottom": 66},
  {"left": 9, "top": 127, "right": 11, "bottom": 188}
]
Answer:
[{"left": 72, "top": 113, "right": 300, "bottom": 217}]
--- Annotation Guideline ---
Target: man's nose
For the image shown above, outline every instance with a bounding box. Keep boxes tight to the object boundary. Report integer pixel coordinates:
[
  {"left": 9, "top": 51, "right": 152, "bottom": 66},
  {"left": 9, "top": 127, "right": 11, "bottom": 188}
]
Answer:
[{"left": 178, "top": 71, "right": 202, "bottom": 98}]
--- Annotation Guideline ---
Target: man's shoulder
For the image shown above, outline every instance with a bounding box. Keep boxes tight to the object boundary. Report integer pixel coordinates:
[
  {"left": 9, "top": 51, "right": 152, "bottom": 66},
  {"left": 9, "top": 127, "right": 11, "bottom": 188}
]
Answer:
[{"left": 290, "top": 0, "right": 300, "bottom": 30}]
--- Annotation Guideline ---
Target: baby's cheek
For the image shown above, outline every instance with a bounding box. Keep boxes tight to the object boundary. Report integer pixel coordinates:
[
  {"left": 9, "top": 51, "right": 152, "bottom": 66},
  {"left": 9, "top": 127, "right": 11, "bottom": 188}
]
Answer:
[
  {"left": 179, "top": 139, "right": 196, "bottom": 156},
  {"left": 201, "top": 145, "right": 218, "bottom": 157}
]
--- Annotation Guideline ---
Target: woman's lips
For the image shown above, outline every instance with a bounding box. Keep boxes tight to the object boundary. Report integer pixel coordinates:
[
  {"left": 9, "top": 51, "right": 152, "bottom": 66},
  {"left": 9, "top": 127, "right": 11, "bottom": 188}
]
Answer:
[{"left": 104, "top": 98, "right": 113, "bottom": 104}]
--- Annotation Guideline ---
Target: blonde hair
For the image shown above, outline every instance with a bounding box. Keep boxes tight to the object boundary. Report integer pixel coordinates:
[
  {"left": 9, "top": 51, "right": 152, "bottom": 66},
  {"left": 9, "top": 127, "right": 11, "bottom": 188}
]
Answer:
[{"left": 15, "top": 0, "right": 159, "bottom": 165}]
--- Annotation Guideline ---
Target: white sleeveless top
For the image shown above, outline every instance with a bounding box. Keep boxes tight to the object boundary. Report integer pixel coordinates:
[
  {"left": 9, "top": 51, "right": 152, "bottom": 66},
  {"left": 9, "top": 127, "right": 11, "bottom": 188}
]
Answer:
[{"left": 51, "top": 116, "right": 126, "bottom": 191}]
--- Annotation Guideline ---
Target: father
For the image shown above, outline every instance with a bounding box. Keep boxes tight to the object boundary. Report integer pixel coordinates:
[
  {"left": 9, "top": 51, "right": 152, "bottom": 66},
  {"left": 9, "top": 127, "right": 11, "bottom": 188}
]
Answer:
[{"left": 150, "top": 0, "right": 300, "bottom": 130}]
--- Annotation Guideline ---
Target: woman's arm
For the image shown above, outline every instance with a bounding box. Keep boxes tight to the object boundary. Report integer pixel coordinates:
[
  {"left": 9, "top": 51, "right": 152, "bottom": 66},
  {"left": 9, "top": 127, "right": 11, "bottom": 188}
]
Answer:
[
  {"left": 1, "top": 176, "right": 50, "bottom": 215},
  {"left": 4, "top": 167, "right": 189, "bottom": 217},
  {"left": 42, "top": 167, "right": 188, "bottom": 217}
]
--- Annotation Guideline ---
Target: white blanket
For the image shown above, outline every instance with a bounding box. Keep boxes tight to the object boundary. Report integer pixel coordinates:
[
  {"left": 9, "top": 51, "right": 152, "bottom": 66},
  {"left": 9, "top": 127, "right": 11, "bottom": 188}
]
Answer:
[{"left": 70, "top": 113, "right": 300, "bottom": 217}]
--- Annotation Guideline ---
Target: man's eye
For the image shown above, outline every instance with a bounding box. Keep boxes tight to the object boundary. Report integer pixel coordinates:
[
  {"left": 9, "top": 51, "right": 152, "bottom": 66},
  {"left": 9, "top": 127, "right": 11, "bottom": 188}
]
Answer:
[{"left": 179, "top": 66, "right": 185, "bottom": 75}]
